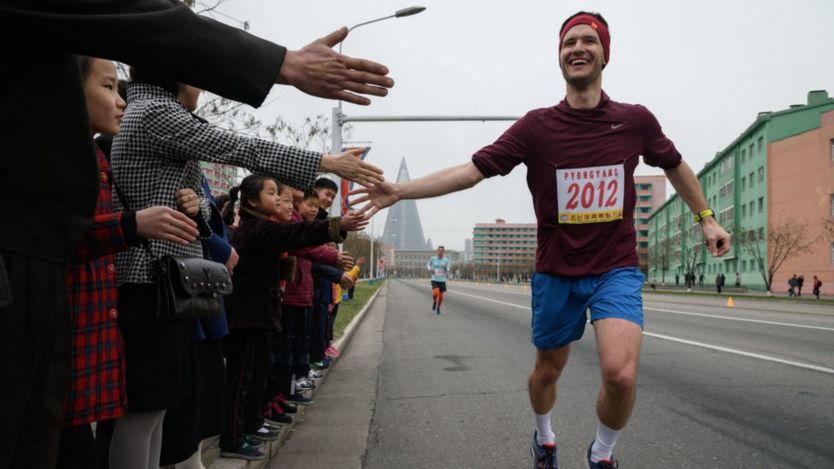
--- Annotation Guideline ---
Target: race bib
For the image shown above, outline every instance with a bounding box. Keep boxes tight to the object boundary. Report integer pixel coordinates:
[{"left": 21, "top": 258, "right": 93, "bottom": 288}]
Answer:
[
  {"left": 434, "top": 268, "right": 445, "bottom": 276},
  {"left": 556, "top": 164, "right": 624, "bottom": 224}
]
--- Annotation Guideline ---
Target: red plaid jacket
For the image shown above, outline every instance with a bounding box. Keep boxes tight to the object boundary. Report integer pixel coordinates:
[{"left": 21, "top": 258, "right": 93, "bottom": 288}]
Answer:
[{"left": 64, "top": 147, "right": 130, "bottom": 425}]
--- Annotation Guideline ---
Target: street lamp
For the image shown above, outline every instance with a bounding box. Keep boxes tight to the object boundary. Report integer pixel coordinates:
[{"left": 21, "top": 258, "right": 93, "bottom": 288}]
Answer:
[{"left": 331, "top": 6, "right": 427, "bottom": 218}]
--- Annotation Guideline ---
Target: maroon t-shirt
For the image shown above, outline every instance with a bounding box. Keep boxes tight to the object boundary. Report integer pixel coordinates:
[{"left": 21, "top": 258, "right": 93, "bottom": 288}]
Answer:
[{"left": 471, "top": 91, "right": 681, "bottom": 277}]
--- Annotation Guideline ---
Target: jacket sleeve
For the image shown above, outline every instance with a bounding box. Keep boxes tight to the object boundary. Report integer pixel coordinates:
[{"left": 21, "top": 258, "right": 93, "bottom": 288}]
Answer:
[
  {"left": 0, "top": 1, "right": 284, "bottom": 107},
  {"left": 290, "top": 244, "right": 339, "bottom": 266},
  {"left": 312, "top": 262, "right": 344, "bottom": 283},
  {"left": 70, "top": 212, "right": 129, "bottom": 264},
  {"left": 202, "top": 233, "right": 233, "bottom": 264},
  {"left": 256, "top": 218, "right": 344, "bottom": 255},
  {"left": 141, "top": 101, "right": 321, "bottom": 191}
]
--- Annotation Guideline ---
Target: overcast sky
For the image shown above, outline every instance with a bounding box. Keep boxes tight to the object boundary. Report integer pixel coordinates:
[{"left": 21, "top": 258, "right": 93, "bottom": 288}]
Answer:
[{"left": 211, "top": 0, "right": 834, "bottom": 251}]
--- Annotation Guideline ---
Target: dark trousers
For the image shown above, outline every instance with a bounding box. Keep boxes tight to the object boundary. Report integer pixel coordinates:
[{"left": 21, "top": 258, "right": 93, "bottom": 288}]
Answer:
[
  {"left": 327, "top": 304, "right": 339, "bottom": 344},
  {"left": 220, "top": 329, "right": 270, "bottom": 451},
  {"left": 269, "top": 306, "right": 309, "bottom": 398},
  {"left": 56, "top": 424, "right": 97, "bottom": 469},
  {"left": 310, "top": 303, "right": 328, "bottom": 364},
  {"left": 0, "top": 250, "right": 70, "bottom": 469}
]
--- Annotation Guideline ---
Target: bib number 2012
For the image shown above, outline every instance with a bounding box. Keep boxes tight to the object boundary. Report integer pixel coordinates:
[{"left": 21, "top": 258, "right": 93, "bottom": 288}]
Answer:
[
  {"left": 556, "top": 163, "right": 625, "bottom": 224},
  {"left": 565, "top": 179, "right": 619, "bottom": 210}
]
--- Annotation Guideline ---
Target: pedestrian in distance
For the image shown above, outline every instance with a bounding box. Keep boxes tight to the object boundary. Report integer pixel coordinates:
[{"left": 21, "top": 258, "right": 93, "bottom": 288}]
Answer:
[
  {"left": 350, "top": 11, "right": 731, "bottom": 468},
  {"left": 716, "top": 274, "right": 723, "bottom": 294},
  {"left": 812, "top": 275, "right": 822, "bottom": 299},
  {"left": 797, "top": 274, "right": 805, "bottom": 297},
  {"left": 788, "top": 274, "right": 798, "bottom": 297}
]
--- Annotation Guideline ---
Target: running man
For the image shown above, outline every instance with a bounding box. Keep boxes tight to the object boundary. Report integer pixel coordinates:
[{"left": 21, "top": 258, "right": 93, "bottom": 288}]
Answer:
[
  {"left": 427, "top": 246, "right": 450, "bottom": 314},
  {"left": 351, "top": 11, "right": 731, "bottom": 468}
]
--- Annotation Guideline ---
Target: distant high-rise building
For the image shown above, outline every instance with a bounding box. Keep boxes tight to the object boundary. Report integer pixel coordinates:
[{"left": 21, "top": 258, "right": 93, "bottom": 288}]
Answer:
[
  {"left": 382, "top": 158, "right": 430, "bottom": 250},
  {"left": 633, "top": 175, "right": 667, "bottom": 274},
  {"left": 472, "top": 218, "right": 537, "bottom": 264},
  {"left": 463, "top": 238, "right": 473, "bottom": 262}
]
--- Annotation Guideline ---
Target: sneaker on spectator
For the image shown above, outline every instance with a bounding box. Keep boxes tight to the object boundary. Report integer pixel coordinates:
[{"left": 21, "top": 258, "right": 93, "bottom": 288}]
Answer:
[
  {"left": 309, "top": 369, "right": 324, "bottom": 380},
  {"left": 246, "top": 425, "right": 279, "bottom": 441},
  {"left": 243, "top": 437, "right": 264, "bottom": 449},
  {"left": 263, "top": 421, "right": 281, "bottom": 432},
  {"left": 220, "top": 442, "right": 266, "bottom": 461},
  {"left": 295, "top": 377, "right": 315, "bottom": 391},
  {"left": 274, "top": 394, "right": 298, "bottom": 414},
  {"left": 286, "top": 392, "right": 314, "bottom": 405},
  {"left": 311, "top": 360, "right": 329, "bottom": 371},
  {"left": 263, "top": 400, "right": 293, "bottom": 424},
  {"left": 325, "top": 345, "right": 341, "bottom": 358}
]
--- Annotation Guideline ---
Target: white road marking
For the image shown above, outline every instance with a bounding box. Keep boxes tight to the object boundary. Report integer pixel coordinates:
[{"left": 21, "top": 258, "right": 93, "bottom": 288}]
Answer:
[
  {"left": 643, "top": 332, "right": 834, "bottom": 375},
  {"left": 448, "top": 289, "right": 834, "bottom": 375},
  {"left": 645, "top": 307, "right": 834, "bottom": 332},
  {"left": 447, "top": 282, "right": 834, "bottom": 333}
]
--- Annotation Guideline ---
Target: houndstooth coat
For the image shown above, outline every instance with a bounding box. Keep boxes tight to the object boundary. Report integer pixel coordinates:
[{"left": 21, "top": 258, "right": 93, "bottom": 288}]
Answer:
[{"left": 111, "top": 83, "right": 322, "bottom": 285}]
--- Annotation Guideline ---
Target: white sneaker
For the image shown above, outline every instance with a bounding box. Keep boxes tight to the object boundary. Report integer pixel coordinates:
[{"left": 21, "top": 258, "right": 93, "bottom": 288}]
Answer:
[
  {"left": 295, "top": 378, "right": 315, "bottom": 390},
  {"left": 308, "top": 369, "right": 323, "bottom": 380}
]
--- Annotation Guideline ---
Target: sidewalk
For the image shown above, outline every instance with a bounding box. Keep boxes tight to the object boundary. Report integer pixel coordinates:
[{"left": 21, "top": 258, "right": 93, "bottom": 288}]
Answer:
[{"left": 200, "top": 283, "right": 387, "bottom": 469}]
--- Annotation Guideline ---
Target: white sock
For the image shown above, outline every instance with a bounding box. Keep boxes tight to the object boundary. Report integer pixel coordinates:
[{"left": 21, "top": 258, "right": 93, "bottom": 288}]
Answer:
[
  {"left": 534, "top": 412, "right": 556, "bottom": 445},
  {"left": 590, "top": 422, "right": 620, "bottom": 462}
]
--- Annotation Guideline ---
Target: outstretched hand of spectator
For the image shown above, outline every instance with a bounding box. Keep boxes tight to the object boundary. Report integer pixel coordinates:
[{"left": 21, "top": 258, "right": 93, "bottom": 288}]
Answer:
[
  {"left": 339, "top": 273, "right": 355, "bottom": 290},
  {"left": 338, "top": 251, "right": 355, "bottom": 271},
  {"left": 276, "top": 27, "right": 394, "bottom": 105},
  {"left": 349, "top": 181, "right": 400, "bottom": 217},
  {"left": 338, "top": 212, "right": 369, "bottom": 232},
  {"left": 320, "top": 148, "right": 383, "bottom": 188}
]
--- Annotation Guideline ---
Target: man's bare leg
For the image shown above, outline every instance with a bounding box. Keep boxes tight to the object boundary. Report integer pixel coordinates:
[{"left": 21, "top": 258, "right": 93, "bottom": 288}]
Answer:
[
  {"left": 528, "top": 345, "right": 571, "bottom": 445},
  {"left": 590, "top": 318, "right": 642, "bottom": 461}
]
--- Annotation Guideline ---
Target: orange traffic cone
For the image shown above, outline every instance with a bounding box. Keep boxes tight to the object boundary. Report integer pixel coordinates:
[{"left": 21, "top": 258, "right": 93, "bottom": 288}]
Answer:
[{"left": 726, "top": 296, "right": 735, "bottom": 308}]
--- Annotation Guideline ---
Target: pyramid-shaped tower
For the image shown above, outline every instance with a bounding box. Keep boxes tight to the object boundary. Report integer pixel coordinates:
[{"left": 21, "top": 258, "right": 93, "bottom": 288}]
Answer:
[{"left": 382, "top": 158, "right": 429, "bottom": 250}]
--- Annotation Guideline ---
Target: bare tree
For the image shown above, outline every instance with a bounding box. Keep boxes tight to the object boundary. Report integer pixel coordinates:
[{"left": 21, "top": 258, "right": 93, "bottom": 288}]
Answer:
[{"left": 739, "top": 221, "right": 817, "bottom": 293}]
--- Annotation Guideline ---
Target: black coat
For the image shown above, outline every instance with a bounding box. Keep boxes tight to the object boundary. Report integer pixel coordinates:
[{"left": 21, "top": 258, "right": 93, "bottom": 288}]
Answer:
[
  {"left": 227, "top": 215, "right": 342, "bottom": 332},
  {"left": 0, "top": 0, "right": 285, "bottom": 264}
]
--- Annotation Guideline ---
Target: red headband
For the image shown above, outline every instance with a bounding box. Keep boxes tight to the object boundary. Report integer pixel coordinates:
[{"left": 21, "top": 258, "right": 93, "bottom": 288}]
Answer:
[{"left": 559, "top": 14, "right": 610, "bottom": 65}]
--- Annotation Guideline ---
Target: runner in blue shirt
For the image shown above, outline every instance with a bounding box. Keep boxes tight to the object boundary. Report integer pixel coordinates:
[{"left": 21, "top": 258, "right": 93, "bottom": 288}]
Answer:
[{"left": 427, "top": 246, "right": 450, "bottom": 314}]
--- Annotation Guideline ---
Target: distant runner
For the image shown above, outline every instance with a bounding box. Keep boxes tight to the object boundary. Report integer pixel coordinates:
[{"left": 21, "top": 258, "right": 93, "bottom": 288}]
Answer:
[{"left": 427, "top": 246, "right": 450, "bottom": 314}]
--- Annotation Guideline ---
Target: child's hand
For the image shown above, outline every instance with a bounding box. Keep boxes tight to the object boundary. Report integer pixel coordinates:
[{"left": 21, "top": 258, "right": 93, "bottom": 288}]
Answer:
[
  {"left": 136, "top": 206, "right": 199, "bottom": 244},
  {"left": 339, "top": 273, "right": 355, "bottom": 290},
  {"left": 338, "top": 212, "right": 369, "bottom": 232},
  {"left": 175, "top": 189, "right": 201, "bottom": 218},
  {"left": 338, "top": 251, "right": 355, "bottom": 271},
  {"left": 226, "top": 247, "right": 239, "bottom": 274}
]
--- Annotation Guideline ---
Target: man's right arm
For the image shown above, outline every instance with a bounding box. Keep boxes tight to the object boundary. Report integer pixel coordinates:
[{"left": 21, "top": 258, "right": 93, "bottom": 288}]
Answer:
[{"left": 353, "top": 162, "right": 485, "bottom": 216}]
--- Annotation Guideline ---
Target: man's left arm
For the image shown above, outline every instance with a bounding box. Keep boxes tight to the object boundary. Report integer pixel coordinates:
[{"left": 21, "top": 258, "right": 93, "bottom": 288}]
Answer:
[{"left": 663, "top": 161, "right": 731, "bottom": 257}]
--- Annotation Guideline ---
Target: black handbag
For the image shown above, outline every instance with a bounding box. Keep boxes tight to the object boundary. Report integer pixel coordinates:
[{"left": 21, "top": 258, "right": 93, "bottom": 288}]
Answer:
[
  {"left": 152, "top": 253, "right": 232, "bottom": 320},
  {"left": 114, "top": 178, "right": 233, "bottom": 320}
]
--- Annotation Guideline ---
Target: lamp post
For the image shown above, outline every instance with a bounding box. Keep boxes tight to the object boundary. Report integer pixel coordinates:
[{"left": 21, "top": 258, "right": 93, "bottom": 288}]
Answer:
[{"left": 331, "top": 6, "right": 426, "bottom": 217}]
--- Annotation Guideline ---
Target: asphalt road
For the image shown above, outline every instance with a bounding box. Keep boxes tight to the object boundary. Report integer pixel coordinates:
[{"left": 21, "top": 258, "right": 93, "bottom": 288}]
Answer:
[{"left": 361, "top": 279, "right": 834, "bottom": 469}]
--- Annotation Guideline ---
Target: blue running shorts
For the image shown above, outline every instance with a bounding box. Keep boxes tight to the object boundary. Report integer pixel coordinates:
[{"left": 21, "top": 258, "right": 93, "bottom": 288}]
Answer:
[{"left": 530, "top": 267, "right": 645, "bottom": 350}]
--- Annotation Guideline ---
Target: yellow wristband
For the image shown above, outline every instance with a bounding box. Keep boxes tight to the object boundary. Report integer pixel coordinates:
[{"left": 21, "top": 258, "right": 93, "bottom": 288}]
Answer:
[{"left": 693, "top": 208, "right": 715, "bottom": 223}]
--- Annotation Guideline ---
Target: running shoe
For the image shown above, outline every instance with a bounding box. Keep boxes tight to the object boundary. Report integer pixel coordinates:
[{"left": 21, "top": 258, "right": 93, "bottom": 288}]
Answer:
[
  {"left": 286, "top": 392, "right": 314, "bottom": 405},
  {"left": 325, "top": 345, "right": 341, "bottom": 358},
  {"left": 309, "top": 368, "right": 324, "bottom": 380},
  {"left": 530, "top": 431, "right": 558, "bottom": 469},
  {"left": 220, "top": 442, "right": 266, "bottom": 461},
  {"left": 436, "top": 306, "right": 441, "bottom": 315},
  {"left": 586, "top": 440, "right": 618, "bottom": 468},
  {"left": 311, "top": 360, "right": 330, "bottom": 371},
  {"left": 246, "top": 425, "right": 279, "bottom": 441},
  {"left": 432, "top": 301, "right": 436, "bottom": 311}
]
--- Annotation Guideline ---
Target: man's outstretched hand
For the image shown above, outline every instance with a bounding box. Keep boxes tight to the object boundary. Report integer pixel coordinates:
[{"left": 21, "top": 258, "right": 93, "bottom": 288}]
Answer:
[
  {"left": 277, "top": 27, "right": 395, "bottom": 105},
  {"left": 349, "top": 181, "right": 400, "bottom": 217}
]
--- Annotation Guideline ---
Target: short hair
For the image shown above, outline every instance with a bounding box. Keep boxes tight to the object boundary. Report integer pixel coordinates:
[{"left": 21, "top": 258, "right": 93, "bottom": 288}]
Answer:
[
  {"left": 314, "top": 178, "right": 338, "bottom": 192},
  {"left": 302, "top": 188, "right": 319, "bottom": 201},
  {"left": 438, "top": 245, "right": 445, "bottom": 250},
  {"left": 560, "top": 11, "right": 608, "bottom": 35}
]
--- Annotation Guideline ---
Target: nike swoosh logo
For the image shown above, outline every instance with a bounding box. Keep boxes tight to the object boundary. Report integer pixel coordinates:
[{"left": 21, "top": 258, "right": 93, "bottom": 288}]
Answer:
[{"left": 611, "top": 123, "right": 624, "bottom": 129}]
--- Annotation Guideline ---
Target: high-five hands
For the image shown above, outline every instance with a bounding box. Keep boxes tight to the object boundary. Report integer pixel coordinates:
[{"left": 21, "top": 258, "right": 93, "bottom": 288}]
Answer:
[{"left": 348, "top": 181, "right": 400, "bottom": 217}]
